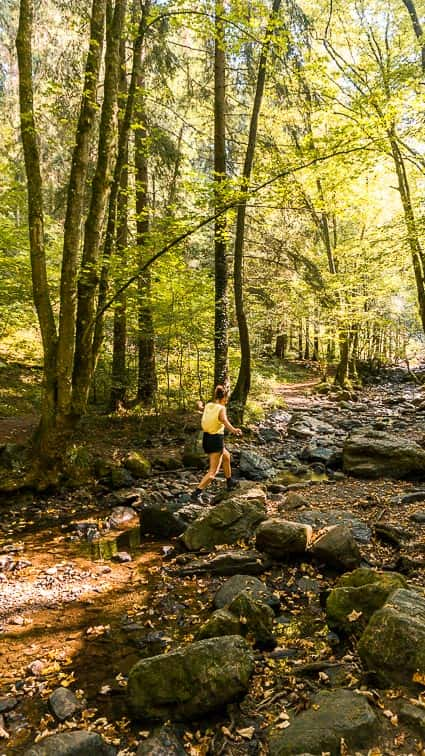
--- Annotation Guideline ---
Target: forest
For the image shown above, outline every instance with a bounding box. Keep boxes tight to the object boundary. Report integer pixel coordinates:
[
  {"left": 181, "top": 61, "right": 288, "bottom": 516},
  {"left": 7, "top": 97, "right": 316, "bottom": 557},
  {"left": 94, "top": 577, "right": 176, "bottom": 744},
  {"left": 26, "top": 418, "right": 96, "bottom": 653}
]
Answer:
[{"left": 2, "top": 0, "right": 425, "bottom": 754}]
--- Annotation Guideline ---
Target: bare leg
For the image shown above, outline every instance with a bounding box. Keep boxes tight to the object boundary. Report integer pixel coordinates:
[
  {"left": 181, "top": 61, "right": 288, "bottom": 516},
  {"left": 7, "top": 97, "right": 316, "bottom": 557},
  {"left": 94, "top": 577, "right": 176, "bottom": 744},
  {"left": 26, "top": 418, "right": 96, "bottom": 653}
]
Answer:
[
  {"left": 198, "top": 452, "right": 223, "bottom": 490},
  {"left": 222, "top": 447, "right": 231, "bottom": 478}
]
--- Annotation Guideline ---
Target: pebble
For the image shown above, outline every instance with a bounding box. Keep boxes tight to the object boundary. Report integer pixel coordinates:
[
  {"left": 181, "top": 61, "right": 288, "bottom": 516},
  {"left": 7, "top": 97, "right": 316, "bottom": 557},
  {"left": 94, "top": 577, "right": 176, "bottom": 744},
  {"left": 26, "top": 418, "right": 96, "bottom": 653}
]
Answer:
[
  {"left": 49, "top": 686, "right": 81, "bottom": 721},
  {"left": 111, "top": 551, "right": 132, "bottom": 563},
  {"left": 0, "top": 697, "right": 18, "bottom": 714}
]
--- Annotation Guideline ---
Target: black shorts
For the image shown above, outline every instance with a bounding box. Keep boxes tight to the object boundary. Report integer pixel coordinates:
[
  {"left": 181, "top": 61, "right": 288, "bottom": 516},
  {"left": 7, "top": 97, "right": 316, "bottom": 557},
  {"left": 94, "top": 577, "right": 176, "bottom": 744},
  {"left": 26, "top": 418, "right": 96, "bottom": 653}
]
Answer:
[{"left": 202, "top": 432, "right": 224, "bottom": 454}]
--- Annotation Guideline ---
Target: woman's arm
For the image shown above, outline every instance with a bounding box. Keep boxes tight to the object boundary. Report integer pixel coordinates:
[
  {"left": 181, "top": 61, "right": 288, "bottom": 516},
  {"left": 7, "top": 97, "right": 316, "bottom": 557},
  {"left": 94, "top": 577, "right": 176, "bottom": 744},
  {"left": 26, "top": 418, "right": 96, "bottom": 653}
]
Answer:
[{"left": 219, "top": 407, "right": 242, "bottom": 435}]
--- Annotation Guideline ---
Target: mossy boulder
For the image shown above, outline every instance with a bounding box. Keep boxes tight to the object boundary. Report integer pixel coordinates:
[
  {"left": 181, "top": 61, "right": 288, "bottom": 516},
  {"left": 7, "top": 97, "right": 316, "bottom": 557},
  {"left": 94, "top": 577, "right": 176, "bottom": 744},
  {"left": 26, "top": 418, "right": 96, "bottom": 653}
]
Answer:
[
  {"left": 228, "top": 591, "right": 276, "bottom": 649},
  {"left": 196, "top": 609, "right": 242, "bottom": 640},
  {"left": 310, "top": 524, "right": 361, "bottom": 571},
  {"left": 358, "top": 588, "right": 425, "bottom": 686},
  {"left": 255, "top": 518, "right": 312, "bottom": 559},
  {"left": 123, "top": 452, "right": 151, "bottom": 478},
  {"left": 326, "top": 568, "right": 407, "bottom": 634},
  {"left": 268, "top": 689, "right": 377, "bottom": 755},
  {"left": 182, "top": 494, "right": 266, "bottom": 552},
  {"left": 127, "top": 636, "right": 254, "bottom": 720}
]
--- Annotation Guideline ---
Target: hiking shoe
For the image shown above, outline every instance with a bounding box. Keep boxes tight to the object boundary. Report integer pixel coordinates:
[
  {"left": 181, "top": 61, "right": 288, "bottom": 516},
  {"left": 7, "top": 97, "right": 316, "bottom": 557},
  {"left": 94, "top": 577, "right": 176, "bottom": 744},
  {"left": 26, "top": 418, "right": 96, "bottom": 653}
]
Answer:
[
  {"left": 190, "top": 490, "right": 204, "bottom": 504},
  {"left": 226, "top": 477, "right": 239, "bottom": 491}
]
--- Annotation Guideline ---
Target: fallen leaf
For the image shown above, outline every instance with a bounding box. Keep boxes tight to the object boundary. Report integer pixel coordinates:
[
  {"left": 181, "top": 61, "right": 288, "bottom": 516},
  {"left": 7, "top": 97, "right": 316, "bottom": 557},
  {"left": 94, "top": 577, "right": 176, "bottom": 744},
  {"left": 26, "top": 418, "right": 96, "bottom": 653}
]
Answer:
[
  {"left": 347, "top": 609, "right": 363, "bottom": 622},
  {"left": 236, "top": 726, "right": 255, "bottom": 739}
]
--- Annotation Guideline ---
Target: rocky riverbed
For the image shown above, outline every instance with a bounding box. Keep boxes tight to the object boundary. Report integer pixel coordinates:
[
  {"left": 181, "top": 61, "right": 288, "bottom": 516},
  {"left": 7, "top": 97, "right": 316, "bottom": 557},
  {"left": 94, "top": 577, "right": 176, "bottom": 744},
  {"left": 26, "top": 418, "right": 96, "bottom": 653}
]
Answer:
[{"left": 1, "top": 378, "right": 425, "bottom": 754}]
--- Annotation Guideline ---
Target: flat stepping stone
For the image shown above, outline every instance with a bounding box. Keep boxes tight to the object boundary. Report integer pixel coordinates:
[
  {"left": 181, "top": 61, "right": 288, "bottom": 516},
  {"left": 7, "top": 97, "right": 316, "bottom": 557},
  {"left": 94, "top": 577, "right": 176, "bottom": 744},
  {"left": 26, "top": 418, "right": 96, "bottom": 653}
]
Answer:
[
  {"left": 268, "top": 689, "right": 377, "bottom": 755},
  {"left": 172, "top": 549, "right": 271, "bottom": 576}
]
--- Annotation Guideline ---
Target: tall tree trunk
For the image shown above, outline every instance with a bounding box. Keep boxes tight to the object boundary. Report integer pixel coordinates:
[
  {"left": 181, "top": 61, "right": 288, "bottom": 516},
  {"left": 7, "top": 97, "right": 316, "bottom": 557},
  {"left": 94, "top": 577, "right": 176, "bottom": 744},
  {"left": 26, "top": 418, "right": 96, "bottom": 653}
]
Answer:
[
  {"left": 56, "top": 0, "right": 107, "bottom": 422},
  {"left": 110, "top": 38, "right": 129, "bottom": 411},
  {"left": 389, "top": 132, "right": 425, "bottom": 334},
  {"left": 16, "top": 0, "right": 58, "bottom": 447},
  {"left": 213, "top": 0, "right": 229, "bottom": 389},
  {"left": 334, "top": 330, "right": 350, "bottom": 387},
  {"left": 72, "top": 0, "right": 127, "bottom": 417},
  {"left": 230, "top": 0, "right": 282, "bottom": 422},
  {"left": 135, "top": 77, "right": 157, "bottom": 404},
  {"left": 401, "top": 0, "right": 425, "bottom": 73},
  {"left": 93, "top": 0, "right": 151, "bottom": 363}
]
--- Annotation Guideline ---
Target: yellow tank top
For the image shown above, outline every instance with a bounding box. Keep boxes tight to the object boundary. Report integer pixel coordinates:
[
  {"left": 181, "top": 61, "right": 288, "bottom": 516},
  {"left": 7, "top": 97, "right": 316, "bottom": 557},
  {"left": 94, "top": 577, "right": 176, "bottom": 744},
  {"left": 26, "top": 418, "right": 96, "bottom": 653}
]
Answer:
[{"left": 201, "top": 402, "right": 224, "bottom": 434}]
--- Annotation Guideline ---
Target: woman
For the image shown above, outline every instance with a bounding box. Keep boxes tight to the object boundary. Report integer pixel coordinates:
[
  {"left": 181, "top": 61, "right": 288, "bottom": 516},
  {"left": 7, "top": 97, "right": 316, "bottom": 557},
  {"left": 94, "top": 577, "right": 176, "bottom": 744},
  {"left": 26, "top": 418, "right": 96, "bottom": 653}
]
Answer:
[{"left": 191, "top": 385, "right": 242, "bottom": 503}]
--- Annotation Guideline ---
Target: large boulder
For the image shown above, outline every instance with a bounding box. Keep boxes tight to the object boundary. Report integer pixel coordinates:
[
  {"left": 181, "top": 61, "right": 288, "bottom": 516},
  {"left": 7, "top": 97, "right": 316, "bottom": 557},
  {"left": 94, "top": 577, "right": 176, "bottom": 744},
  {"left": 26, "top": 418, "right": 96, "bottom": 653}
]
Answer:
[
  {"left": 292, "top": 508, "right": 372, "bottom": 544},
  {"left": 343, "top": 429, "right": 425, "bottom": 479},
  {"left": 213, "top": 575, "right": 279, "bottom": 613},
  {"left": 255, "top": 519, "right": 312, "bottom": 559},
  {"left": 239, "top": 449, "right": 277, "bottom": 480},
  {"left": 326, "top": 568, "right": 408, "bottom": 634},
  {"left": 228, "top": 592, "right": 276, "bottom": 649},
  {"left": 127, "top": 636, "right": 254, "bottom": 720},
  {"left": 358, "top": 588, "right": 425, "bottom": 685},
  {"left": 310, "top": 525, "right": 361, "bottom": 571},
  {"left": 268, "top": 689, "right": 377, "bottom": 755},
  {"left": 25, "top": 731, "right": 116, "bottom": 755},
  {"left": 123, "top": 451, "right": 151, "bottom": 478},
  {"left": 140, "top": 500, "right": 204, "bottom": 537},
  {"left": 182, "top": 491, "right": 266, "bottom": 551}
]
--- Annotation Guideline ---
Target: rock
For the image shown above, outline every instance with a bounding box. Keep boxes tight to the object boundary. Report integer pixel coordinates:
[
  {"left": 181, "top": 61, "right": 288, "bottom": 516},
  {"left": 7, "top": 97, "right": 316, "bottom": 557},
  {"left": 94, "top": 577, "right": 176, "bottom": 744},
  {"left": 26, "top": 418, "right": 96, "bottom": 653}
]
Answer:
[
  {"left": 182, "top": 433, "right": 205, "bottom": 469},
  {"left": 25, "top": 730, "right": 116, "bottom": 755},
  {"left": 214, "top": 575, "right": 279, "bottom": 613},
  {"left": 108, "top": 506, "right": 138, "bottom": 528},
  {"left": 398, "top": 701, "right": 425, "bottom": 735},
  {"left": 49, "top": 687, "right": 81, "bottom": 721},
  {"left": 268, "top": 689, "right": 377, "bottom": 755},
  {"left": 257, "top": 427, "right": 282, "bottom": 443},
  {"left": 326, "top": 568, "right": 407, "bottom": 634},
  {"left": 150, "top": 454, "right": 182, "bottom": 471},
  {"left": 343, "top": 429, "right": 425, "bottom": 479},
  {"left": 196, "top": 608, "right": 242, "bottom": 640},
  {"left": 300, "top": 444, "right": 343, "bottom": 468},
  {"left": 228, "top": 592, "right": 276, "bottom": 649},
  {"left": 239, "top": 449, "right": 276, "bottom": 480},
  {"left": 292, "top": 508, "right": 372, "bottom": 544},
  {"left": 358, "top": 588, "right": 425, "bottom": 685},
  {"left": 310, "top": 525, "right": 362, "bottom": 570},
  {"left": 410, "top": 510, "right": 425, "bottom": 523},
  {"left": 111, "top": 551, "right": 132, "bottom": 563},
  {"left": 279, "top": 492, "right": 309, "bottom": 511},
  {"left": 0, "top": 555, "right": 14, "bottom": 571},
  {"left": 123, "top": 452, "right": 151, "bottom": 478},
  {"left": 287, "top": 414, "right": 336, "bottom": 439},
  {"left": 401, "top": 490, "right": 425, "bottom": 504},
  {"left": 255, "top": 519, "right": 312, "bottom": 559},
  {"left": 0, "top": 696, "right": 17, "bottom": 713},
  {"left": 177, "top": 503, "right": 207, "bottom": 524},
  {"left": 110, "top": 467, "right": 134, "bottom": 489},
  {"left": 182, "top": 492, "right": 266, "bottom": 551},
  {"left": 136, "top": 726, "right": 186, "bottom": 755},
  {"left": 173, "top": 549, "right": 271, "bottom": 576},
  {"left": 127, "top": 636, "right": 254, "bottom": 720},
  {"left": 140, "top": 500, "right": 188, "bottom": 537}
]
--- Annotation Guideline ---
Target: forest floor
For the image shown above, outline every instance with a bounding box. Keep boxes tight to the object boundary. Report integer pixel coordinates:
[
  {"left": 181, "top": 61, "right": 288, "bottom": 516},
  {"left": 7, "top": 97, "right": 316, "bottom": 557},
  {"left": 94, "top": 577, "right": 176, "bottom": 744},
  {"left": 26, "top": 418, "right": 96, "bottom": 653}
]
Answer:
[{"left": 1, "top": 366, "right": 425, "bottom": 754}]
